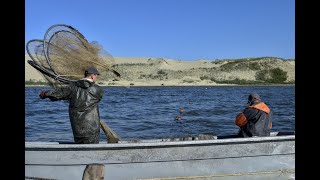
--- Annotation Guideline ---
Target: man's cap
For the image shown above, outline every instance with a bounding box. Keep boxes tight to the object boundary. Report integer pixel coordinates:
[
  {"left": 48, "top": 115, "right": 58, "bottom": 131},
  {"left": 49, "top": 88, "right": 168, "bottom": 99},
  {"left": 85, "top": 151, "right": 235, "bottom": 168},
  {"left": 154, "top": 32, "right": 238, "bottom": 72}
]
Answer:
[
  {"left": 85, "top": 66, "right": 100, "bottom": 75},
  {"left": 248, "top": 92, "right": 261, "bottom": 102}
]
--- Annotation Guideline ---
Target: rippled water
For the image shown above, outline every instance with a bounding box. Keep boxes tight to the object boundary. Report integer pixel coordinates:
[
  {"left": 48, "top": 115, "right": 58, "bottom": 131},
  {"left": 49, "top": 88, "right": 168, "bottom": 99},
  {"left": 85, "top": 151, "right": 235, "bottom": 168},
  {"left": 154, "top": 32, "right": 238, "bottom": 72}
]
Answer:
[{"left": 25, "top": 86, "right": 295, "bottom": 142}]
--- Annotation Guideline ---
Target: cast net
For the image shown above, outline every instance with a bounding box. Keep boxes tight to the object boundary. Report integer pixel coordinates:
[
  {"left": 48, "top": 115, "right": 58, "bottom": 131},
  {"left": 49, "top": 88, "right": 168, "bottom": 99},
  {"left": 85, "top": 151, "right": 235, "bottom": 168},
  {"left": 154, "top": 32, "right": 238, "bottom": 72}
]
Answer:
[
  {"left": 26, "top": 24, "right": 121, "bottom": 142},
  {"left": 26, "top": 24, "right": 121, "bottom": 88}
]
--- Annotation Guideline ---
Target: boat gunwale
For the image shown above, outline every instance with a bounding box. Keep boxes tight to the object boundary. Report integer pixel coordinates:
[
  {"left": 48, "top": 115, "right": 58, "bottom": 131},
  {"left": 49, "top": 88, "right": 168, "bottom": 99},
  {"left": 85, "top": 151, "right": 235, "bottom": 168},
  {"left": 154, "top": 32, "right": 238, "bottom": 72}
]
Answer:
[{"left": 25, "top": 135, "right": 295, "bottom": 151}]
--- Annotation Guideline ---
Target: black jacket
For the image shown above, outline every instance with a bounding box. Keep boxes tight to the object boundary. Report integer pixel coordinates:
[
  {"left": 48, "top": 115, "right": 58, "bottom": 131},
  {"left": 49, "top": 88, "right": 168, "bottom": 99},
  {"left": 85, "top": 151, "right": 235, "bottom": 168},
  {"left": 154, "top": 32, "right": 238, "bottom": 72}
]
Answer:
[
  {"left": 45, "top": 79, "right": 104, "bottom": 143},
  {"left": 238, "top": 102, "right": 272, "bottom": 137}
]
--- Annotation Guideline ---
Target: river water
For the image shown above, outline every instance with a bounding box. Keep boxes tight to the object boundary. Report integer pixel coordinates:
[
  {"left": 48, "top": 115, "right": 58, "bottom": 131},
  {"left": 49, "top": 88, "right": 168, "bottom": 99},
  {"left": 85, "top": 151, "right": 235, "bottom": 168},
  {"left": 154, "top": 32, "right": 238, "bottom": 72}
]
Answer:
[{"left": 25, "top": 86, "right": 295, "bottom": 142}]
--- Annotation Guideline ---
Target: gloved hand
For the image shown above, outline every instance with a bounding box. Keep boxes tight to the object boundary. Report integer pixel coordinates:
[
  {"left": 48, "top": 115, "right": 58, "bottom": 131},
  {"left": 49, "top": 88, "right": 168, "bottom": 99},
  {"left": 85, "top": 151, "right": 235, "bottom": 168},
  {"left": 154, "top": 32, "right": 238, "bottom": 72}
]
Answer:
[{"left": 39, "top": 91, "right": 47, "bottom": 99}]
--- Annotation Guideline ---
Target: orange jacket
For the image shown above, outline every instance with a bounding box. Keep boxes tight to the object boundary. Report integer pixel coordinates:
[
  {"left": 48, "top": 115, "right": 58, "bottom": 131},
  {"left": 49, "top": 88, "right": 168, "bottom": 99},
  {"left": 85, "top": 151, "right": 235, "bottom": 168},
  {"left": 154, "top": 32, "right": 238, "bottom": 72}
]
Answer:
[{"left": 235, "top": 102, "right": 272, "bottom": 134}]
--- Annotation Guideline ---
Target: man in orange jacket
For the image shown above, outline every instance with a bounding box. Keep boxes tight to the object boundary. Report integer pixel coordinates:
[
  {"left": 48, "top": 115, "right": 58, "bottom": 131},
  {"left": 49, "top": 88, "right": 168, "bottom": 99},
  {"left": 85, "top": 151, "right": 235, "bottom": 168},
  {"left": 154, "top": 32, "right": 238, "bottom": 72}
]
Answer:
[{"left": 235, "top": 92, "right": 272, "bottom": 137}]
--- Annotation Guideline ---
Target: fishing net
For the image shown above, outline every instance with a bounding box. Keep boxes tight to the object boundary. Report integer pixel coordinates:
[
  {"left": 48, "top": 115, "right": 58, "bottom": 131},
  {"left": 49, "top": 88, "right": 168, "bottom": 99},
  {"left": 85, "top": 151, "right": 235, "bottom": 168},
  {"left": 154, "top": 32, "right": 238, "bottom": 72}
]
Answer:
[{"left": 26, "top": 24, "right": 120, "bottom": 89}]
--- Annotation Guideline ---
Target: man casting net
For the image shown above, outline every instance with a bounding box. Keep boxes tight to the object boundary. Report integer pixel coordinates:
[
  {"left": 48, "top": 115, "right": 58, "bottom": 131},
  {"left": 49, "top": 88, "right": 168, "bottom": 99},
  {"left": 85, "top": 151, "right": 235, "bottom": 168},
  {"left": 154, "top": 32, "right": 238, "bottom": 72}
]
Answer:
[{"left": 26, "top": 24, "right": 120, "bottom": 143}]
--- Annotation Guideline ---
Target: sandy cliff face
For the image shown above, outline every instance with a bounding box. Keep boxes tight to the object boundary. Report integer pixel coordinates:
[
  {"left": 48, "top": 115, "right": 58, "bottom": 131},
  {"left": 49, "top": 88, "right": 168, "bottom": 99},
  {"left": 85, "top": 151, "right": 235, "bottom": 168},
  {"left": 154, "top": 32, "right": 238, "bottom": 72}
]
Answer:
[
  {"left": 25, "top": 55, "right": 45, "bottom": 82},
  {"left": 25, "top": 55, "right": 295, "bottom": 86}
]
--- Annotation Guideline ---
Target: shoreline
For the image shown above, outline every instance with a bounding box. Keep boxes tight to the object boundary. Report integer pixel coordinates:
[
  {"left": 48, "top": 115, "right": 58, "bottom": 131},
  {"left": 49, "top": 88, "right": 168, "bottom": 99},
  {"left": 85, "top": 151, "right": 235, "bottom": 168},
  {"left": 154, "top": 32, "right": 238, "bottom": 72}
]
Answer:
[{"left": 25, "top": 84, "right": 295, "bottom": 87}]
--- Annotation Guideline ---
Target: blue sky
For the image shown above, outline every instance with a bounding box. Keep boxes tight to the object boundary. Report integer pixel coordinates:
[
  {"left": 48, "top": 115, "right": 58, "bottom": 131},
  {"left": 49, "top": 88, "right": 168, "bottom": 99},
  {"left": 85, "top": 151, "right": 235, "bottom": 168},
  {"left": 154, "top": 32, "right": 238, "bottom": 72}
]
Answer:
[{"left": 25, "top": 0, "right": 295, "bottom": 60}]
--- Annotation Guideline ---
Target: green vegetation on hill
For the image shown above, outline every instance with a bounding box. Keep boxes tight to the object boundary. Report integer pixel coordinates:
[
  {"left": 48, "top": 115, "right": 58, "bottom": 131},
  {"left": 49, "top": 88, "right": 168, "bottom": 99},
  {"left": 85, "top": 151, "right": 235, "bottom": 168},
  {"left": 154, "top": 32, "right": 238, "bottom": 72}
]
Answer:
[{"left": 25, "top": 80, "right": 49, "bottom": 86}]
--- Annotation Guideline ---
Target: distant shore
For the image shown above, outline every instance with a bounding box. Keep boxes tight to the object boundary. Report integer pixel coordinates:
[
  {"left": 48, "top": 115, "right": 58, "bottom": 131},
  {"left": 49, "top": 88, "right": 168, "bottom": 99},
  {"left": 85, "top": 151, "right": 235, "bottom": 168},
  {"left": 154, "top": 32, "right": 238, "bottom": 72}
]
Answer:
[
  {"left": 26, "top": 56, "right": 295, "bottom": 86},
  {"left": 25, "top": 83, "right": 295, "bottom": 87}
]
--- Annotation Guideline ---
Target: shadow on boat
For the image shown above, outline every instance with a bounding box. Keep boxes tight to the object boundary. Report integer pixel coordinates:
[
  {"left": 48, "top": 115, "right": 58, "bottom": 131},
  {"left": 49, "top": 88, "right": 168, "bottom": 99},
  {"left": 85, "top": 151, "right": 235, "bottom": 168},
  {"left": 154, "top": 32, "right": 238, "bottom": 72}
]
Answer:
[
  {"left": 56, "top": 131, "right": 295, "bottom": 144},
  {"left": 217, "top": 131, "right": 295, "bottom": 139}
]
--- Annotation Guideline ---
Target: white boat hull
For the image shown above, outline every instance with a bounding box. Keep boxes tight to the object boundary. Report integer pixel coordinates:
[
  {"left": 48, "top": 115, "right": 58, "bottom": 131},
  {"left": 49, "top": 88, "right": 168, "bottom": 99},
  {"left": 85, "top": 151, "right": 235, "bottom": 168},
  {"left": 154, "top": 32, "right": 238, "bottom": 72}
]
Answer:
[{"left": 25, "top": 132, "right": 295, "bottom": 180}]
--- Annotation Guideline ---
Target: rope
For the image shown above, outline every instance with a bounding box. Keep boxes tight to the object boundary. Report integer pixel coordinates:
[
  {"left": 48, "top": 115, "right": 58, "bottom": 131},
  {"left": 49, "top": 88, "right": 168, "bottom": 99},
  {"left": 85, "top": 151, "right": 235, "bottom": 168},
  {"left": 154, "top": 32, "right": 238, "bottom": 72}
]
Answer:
[
  {"left": 137, "top": 169, "right": 295, "bottom": 180},
  {"left": 25, "top": 169, "right": 294, "bottom": 180},
  {"left": 25, "top": 176, "right": 58, "bottom": 180}
]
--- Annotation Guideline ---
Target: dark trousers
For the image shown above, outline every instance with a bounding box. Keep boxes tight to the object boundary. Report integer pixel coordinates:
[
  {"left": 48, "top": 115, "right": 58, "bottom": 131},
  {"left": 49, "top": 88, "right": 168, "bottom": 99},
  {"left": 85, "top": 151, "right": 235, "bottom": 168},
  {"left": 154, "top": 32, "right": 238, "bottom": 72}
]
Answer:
[{"left": 74, "top": 133, "right": 100, "bottom": 144}]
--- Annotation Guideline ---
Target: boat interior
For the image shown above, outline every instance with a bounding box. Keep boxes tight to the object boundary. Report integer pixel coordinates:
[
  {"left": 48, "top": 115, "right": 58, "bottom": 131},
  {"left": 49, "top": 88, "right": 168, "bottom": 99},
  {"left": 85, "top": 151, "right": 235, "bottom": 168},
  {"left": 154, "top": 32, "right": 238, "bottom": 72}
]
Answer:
[{"left": 52, "top": 131, "right": 295, "bottom": 144}]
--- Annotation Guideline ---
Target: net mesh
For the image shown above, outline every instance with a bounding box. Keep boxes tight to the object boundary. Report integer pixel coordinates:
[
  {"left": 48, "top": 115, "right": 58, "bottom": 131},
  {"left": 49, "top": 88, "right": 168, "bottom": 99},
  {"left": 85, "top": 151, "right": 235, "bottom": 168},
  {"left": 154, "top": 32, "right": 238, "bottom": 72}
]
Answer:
[{"left": 26, "top": 24, "right": 120, "bottom": 87}]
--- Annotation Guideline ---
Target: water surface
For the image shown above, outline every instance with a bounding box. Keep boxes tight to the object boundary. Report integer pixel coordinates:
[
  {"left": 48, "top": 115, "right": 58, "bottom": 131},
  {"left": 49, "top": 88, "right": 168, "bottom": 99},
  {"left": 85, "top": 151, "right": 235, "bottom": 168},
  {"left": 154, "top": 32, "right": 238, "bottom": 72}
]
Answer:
[{"left": 25, "top": 86, "right": 295, "bottom": 142}]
